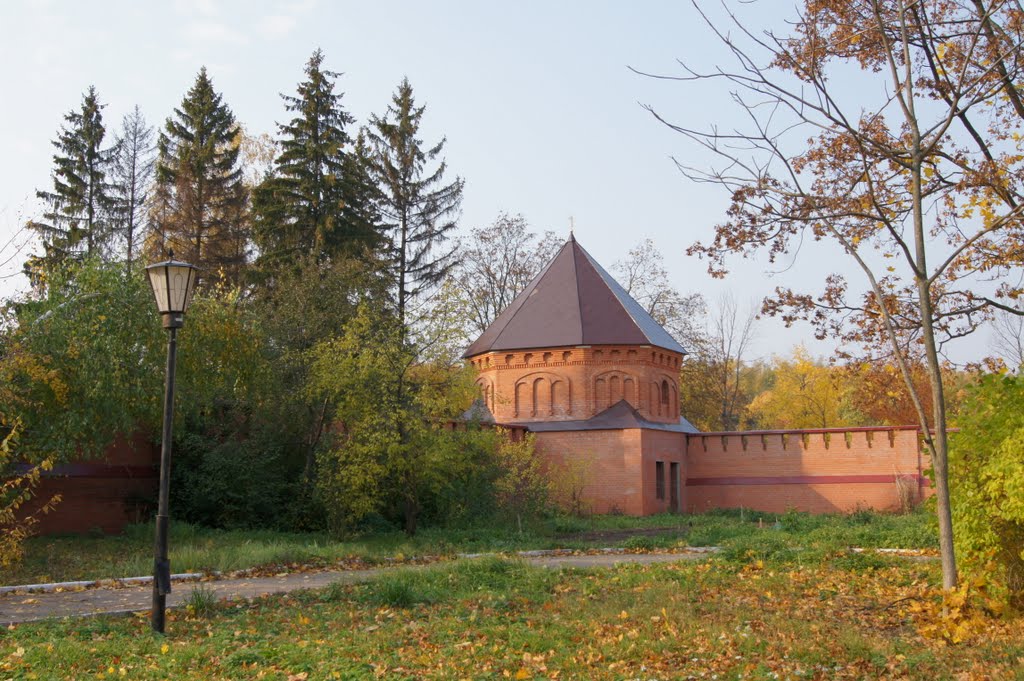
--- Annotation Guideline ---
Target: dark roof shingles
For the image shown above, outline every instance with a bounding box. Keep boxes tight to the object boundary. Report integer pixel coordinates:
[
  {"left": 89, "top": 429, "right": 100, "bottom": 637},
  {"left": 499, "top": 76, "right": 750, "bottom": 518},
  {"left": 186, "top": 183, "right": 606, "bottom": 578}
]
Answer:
[
  {"left": 464, "top": 236, "right": 686, "bottom": 357},
  {"left": 507, "top": 400, "right": 700, "bottom": 434}
]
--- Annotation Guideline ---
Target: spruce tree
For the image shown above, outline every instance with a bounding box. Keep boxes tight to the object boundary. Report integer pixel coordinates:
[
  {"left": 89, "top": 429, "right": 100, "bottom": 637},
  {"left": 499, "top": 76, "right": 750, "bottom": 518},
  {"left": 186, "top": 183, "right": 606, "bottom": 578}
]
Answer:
[
  {"left": 253, "top": 50, "right": 379, "bottom": 267},
  {"left": 153, "top": 67, "right": 248, "bottom": 283},
  {"left": 364, "top": 78, "right": 463, "bottom": 326},
  {"left": 27, "top": 86, "right": 115, "bottom": 281},
  {"left": 109, "top": 105, "right": 155, "bottom": 271}
]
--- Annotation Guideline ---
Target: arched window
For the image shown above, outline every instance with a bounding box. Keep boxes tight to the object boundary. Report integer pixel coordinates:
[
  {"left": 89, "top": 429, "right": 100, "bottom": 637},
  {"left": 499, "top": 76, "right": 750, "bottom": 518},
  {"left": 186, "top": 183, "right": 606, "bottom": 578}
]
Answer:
[
  {"left": 595, "top": 377, "right": 608, "bottom": 411},
  {"left": 624, "top": 377, "right": 636, "bottom": 406},
  {"left": 661, "top": 379, "right": 670, "bottom": 412},
  {"left": 533, "top": 377, "right": 547, "bottom": 416},
  {"left": 515, "top": 382, "right": 528, "bottom": 417}
]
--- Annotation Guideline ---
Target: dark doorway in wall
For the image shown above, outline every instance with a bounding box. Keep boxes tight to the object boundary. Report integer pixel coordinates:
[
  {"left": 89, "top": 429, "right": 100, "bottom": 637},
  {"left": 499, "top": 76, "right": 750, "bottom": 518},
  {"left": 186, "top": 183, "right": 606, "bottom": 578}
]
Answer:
[
  {"left": 670, "top": 462, "right": 680, "bottom": 513},
  {"left": 656, "top": 461, "right": 665, "bottom": 500}
]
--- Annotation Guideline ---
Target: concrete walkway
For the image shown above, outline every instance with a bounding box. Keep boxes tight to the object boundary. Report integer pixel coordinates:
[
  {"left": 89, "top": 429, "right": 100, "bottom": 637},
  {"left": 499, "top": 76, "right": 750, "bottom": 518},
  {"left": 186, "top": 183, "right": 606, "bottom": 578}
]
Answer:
[{"left": 0, "top": 552, "right": 697, "bottom": 626}]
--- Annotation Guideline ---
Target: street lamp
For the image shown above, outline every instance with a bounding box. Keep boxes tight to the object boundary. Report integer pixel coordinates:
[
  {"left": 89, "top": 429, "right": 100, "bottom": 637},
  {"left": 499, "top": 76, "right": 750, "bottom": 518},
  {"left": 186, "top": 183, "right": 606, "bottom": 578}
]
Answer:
[{"left": 145, "top": 251, "right": 198, "bottom": 634}]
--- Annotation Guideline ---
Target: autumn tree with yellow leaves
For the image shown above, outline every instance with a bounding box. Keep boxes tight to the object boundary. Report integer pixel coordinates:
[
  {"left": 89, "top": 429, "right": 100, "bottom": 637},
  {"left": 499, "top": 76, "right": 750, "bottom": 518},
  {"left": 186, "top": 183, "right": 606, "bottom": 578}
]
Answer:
[
  {"left": 746, "top": 346, "right": 845, "bottom": 429},
  {"left": 646, "top": 0, "right": 1024, "bottom": 589}
]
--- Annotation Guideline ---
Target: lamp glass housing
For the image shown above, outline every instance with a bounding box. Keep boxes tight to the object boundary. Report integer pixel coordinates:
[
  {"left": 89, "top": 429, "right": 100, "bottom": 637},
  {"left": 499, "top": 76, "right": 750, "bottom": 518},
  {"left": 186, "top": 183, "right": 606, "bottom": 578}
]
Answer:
[{"left": 146, "top": 258, "right": 198, "bottom": 318}]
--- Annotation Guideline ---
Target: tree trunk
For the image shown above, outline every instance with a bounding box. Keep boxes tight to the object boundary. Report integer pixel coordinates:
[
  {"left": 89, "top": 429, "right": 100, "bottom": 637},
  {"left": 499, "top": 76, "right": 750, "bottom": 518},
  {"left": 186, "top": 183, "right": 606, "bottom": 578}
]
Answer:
[
  {"left": 909, "top": 118, "right": 959, "bottom": 588},
  {"left": 403, "top": 495, "right": 418, "bottom": 536},
  {"left": 397, "top": 204, "right": 408, "bottom": 327},
  {"left": 918, "top": 287, "right": 958, "bottom": 589}
]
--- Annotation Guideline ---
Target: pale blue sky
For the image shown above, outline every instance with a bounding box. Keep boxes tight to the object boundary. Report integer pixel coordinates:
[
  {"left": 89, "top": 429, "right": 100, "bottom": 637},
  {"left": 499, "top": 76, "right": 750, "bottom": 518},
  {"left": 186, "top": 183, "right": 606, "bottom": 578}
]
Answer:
[{"left": 0, "top": 1, "right": 977, "bottom": 360}]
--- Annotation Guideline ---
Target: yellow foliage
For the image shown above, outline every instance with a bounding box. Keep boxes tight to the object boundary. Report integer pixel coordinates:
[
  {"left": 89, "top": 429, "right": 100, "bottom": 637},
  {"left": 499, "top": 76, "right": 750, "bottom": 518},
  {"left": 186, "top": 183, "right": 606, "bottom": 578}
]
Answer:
[
  {"left": 746, "top": 345, "right": 844, "bottom": 429},
  {"left": 0, "top": 423, "right": 61, "bottom": 569},
  {"left": 910, "top": 579, "right": 1004, "bottom": 645}
]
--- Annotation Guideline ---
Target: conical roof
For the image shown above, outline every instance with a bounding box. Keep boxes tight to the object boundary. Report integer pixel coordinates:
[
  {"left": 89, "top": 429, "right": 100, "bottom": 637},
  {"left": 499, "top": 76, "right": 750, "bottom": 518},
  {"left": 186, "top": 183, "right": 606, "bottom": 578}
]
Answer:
[{"left": 463, "top": 236, "right": 686, "bottom": 358}]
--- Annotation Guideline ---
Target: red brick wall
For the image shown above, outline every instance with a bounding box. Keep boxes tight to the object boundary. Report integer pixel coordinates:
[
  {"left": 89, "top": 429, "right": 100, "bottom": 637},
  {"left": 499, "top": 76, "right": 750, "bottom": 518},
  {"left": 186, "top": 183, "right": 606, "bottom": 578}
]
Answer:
[
  {"left": 531, "top": 425, "right": 930, "bottom": 517},
  {"left": 536, "top": 429, "right": 644, "bottom": 515},
  {"left": 533, "top": 428, "right": 687, "bottom": 516},
  {"left": 19, "top": 433, "right": 159, "bottom": 535},
  {"left": 685, "top": 427, "right": 930, "bottom": 514},
  {"left": 468, "top": 345, "right": 684, "bottom": 425},
  {"left": 640, "top": 430, "right": 687, "bottom": 515}
]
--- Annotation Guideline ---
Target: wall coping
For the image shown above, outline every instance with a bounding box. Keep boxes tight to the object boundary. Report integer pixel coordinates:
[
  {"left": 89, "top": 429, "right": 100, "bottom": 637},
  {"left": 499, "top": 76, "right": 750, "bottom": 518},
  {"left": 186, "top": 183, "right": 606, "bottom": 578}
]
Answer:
[{"left": 689, "top": 425, "right": 922, "bottom": 438}]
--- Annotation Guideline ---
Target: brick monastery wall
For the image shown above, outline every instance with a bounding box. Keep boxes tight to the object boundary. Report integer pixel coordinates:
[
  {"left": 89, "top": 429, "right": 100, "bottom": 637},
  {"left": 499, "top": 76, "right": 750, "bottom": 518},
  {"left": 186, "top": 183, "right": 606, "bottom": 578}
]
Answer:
[
  {"left": 535, "top": 426, "right": 930, "bottom": 517},
  {"left": 639, "top": 429, "right": 688, "bottom": 515},
  {"left": 684, "top": 427, "right": 931, "bottom": 514},
  {"left": 468, "top": 345, "right": 685, "bottom": 425},
  {"left": 535, "top": 429, "right": 646, "bottom": 515},
  {"left": 534, "top": 428, "right": 688, "bottom": 516},
  {"left": 19, "top": 433, "right": 158, "bottom": 535}
]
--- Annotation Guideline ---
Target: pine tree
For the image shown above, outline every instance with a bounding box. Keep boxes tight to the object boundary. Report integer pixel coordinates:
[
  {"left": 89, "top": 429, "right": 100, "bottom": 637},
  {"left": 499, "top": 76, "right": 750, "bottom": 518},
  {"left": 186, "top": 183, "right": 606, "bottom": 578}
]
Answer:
[
  {"left": 27, "top": 86, "right": 115, "bottom": 281},
  {"left": 109, "top": 105, "right": 155, "bottom": 271},
  {"left": 364, "top": 78, "right": 463, "bottom": 326},
  {"left": 253, "top": 50, "right": 379, "bottom": 266},
  {"left": 152, "top": 67, "right": 248, "bottom": 283}
]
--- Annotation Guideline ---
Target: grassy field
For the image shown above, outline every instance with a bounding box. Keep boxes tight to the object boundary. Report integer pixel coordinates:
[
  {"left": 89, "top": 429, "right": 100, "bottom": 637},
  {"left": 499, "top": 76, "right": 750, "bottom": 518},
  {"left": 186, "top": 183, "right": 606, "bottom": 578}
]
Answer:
[
  {"left": 2, "top": 551, "right": 1021, "bottom": 680},
  {"left": 4, "top": 509, "right": 939, "bottom": 586}
]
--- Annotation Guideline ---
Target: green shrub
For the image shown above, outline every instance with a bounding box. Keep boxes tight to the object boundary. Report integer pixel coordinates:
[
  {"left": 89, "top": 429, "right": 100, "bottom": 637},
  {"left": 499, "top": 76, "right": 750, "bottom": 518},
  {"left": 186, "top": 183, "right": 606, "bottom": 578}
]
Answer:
[
  {"left": 950, "top": 372, "right": 1024, "bottom": 607},
  {"left": 171, "top": 423, "right": 304, "bottom": 531},
  {"left": 1, "top": 425, "right": 60, "bottom": 569}
]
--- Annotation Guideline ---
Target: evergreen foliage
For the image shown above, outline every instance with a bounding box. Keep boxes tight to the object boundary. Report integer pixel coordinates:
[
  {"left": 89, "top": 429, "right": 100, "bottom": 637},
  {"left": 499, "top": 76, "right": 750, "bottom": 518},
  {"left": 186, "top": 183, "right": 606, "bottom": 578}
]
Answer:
[
  {"left": 27, "top": 86, "right": 116, "bottom": 283},
  {"left": 253, "top": 50, "right": 380, "bottom": 267},
  {"left": 153, "top": 67, "right": 248, "bottom": 284},
  {"left": 109, "top": 105, "right": 155, "bottom": 271},
  {"left": 365, "top": 78, "right": 464, "bottom": 326}
]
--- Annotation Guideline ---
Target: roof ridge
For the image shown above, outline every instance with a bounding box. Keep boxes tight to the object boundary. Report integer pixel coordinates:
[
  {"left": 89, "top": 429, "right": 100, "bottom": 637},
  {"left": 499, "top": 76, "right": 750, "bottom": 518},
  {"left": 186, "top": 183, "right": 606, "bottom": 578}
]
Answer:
[
  {"left": 576, "top": 243, "right": 687, "bottom": 355},
  {"left": 570, "top": 239, "right": 585, "bottom": 346},
  {"left": 464, "top": 239, "right": 569, "bottom": 357}
]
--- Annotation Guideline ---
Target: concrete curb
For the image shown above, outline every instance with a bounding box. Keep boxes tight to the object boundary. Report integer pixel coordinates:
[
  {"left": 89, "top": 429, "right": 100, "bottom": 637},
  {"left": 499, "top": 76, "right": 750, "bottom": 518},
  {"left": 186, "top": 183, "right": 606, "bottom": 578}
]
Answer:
[
  {"left": 0, "top": 547, "right": 717, "bottom": 594},
  {"left": 0, "top": 573, "right": 207, "bottom": 596},
  {"left": 1, "top": 545, "right": 936, "bottom": 595}
]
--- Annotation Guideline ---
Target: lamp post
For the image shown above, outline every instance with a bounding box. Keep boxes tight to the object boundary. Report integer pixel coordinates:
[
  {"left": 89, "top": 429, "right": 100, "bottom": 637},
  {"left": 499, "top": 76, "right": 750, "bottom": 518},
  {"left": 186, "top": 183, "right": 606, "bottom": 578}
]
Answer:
[{"left": 145, "top": 251, "right": 198, "bottom": 634}]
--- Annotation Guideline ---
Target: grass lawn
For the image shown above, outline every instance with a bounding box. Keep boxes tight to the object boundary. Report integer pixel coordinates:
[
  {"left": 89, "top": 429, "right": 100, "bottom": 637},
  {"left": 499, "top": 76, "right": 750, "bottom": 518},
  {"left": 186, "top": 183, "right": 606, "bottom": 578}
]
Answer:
[
  {"left": 2, "top": 552, "right": 1021, "bottom": 680},
  {"left": 4, "top": 509, "right": 938, "bottom": 586}
]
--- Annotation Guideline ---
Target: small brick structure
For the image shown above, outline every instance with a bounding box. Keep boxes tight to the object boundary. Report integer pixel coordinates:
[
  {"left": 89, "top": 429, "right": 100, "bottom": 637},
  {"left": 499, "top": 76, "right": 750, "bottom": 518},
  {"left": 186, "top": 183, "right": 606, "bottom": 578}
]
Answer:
[{"left": 466, "top": 236, "right": 934, "bottom": 517}]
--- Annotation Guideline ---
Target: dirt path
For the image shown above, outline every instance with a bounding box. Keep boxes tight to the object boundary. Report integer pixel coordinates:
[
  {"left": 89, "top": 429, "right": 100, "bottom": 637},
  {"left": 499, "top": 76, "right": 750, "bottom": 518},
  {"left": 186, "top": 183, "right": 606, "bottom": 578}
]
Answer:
[{"left": 0, "top": 552, "right": 699, "bottom": 626}]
